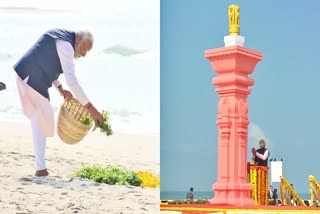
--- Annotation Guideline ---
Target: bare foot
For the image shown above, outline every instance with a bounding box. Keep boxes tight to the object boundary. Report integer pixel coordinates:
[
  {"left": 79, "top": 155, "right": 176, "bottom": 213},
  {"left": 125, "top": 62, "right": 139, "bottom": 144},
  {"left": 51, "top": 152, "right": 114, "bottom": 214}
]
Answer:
[{"left": 35, "top": 169, "right": 49, "bottom": 177}]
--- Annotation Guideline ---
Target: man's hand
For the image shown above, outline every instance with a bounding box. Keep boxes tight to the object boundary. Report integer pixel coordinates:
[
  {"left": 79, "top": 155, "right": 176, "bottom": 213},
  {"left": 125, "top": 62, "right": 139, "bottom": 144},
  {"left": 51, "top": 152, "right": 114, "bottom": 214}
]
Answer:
[
  {"left": 57, "top": 85, "right": 73, "bottom": 99},
  {"left": 252, "top": 148, "right": 256, "bottom": 155},
  {"left": 60, "top": 90, "right": 73, "bottom": 99},
  {"left": 251, "top": 148, "right": 256, "bottom": 162},
  {"left": 86, "top": 103, "right": 104, "bottom": 126}
]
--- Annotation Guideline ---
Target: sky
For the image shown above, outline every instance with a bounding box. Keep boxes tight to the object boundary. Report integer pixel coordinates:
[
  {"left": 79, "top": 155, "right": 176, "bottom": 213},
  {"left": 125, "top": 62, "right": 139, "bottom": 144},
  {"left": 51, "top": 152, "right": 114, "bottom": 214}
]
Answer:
[
  {"left": 0, "top": 0, "right": 158, "bottom": 16},
  {"left": 161, "top": 0, "right": 320, "bottom": 194},
  {"left": 0, "top": 0, "right": 159, "bottom": 50}
]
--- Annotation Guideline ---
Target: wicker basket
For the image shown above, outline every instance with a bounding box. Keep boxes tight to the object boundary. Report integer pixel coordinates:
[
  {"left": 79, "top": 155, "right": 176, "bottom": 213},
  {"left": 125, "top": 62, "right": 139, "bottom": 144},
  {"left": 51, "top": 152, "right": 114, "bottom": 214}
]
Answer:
[{"left": 57, "top": 97, "right": 93, "bottom": 144}]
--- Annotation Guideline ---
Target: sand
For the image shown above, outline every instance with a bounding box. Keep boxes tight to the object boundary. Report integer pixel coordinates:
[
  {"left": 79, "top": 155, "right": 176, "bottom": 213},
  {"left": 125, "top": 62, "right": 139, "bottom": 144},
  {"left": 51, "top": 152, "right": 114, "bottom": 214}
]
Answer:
[{"left": 0, "top": 121, "right": 159, "bottom": 214}]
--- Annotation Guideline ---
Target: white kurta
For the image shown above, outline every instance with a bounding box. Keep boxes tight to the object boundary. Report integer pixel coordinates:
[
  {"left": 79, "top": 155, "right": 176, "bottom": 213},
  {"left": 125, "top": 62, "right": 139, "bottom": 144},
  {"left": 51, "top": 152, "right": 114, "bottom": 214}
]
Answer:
[
  {"left": 53, "top": 40, "right": 90, "bottom": 106},
  {"left": 16, "top": 40, "right": 90, "bottom": 137},
  {"left": 16, "top": 75, "right": 55, "bottom": 137}
]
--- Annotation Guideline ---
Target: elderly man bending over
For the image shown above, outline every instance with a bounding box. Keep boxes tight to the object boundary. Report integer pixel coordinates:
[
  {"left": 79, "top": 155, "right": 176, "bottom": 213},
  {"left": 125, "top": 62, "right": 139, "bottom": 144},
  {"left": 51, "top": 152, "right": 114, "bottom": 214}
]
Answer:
[{"left": 14, "top": 29, "right": 104, "bottom": 176}]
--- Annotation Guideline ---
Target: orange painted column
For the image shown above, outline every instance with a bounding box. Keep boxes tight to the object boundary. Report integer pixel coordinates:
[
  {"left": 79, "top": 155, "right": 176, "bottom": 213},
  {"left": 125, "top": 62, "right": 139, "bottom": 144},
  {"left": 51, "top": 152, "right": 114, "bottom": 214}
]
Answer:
[{"left": 205, "top": 44, "right": 262, "bottom": 205}]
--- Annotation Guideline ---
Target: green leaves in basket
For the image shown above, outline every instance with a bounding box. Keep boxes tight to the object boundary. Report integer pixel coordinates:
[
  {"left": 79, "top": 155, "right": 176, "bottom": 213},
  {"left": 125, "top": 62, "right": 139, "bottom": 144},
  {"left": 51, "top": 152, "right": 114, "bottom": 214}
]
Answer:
[
  {"left": 81, "top": 117, "right": 94, "bottom": 125},
  {"left": 93, "top": 111, "right": 113, "bottom": 136}
]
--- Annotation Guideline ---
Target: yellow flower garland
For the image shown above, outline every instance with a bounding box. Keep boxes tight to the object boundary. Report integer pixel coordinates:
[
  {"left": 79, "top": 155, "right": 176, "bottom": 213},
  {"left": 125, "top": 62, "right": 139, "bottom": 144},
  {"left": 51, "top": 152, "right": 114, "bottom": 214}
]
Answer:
[
  {"left": 309, "top": 175, "right": 320, "bottom": 206},
  {"left": 257, "top": 169, "right": 261, "bottom": 205},
  {"left": 265, "top": 169, "right": 269, "bottom": 205},
  {"left": 247, "top": 165, "right": 269, "bottom": 205},
  {"left": 280, "top": 176, "right": 305, "bottom": 206},
  {"left": 254, "top": 167, "right": 258, "bottom": 204},
  {"left": 260, "top": 169, "right": 265, "bottom": 205}
]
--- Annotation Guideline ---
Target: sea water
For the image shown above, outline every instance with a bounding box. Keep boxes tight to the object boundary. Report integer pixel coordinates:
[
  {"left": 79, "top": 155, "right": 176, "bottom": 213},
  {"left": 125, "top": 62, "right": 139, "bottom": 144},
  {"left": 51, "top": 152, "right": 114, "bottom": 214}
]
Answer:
[
  {"left": 0, "top": 7, "right": 159, "bottom": 136},
  {"left": 160, "top": 191, "right": 311, "bottom": 201}
]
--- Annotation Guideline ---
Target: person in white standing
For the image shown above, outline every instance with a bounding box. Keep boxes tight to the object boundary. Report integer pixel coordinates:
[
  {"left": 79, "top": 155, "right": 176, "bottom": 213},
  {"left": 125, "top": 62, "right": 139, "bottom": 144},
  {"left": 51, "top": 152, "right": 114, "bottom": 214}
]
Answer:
[{"left": 14, "top": 29, "right": 104, "bottom": 177}]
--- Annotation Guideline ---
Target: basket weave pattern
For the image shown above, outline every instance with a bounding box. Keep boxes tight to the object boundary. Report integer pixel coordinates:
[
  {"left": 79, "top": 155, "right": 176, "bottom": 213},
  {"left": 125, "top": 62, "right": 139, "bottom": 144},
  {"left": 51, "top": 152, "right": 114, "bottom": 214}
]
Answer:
[{"left": 57, "top": 98, "right": 92, "bottom": 144}]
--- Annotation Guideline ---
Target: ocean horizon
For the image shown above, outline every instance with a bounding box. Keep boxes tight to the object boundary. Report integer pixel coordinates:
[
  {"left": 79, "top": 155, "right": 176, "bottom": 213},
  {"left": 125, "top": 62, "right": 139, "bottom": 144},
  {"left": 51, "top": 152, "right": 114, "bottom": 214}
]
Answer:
[{"left": 160, "top": 191, "right": 311, "bottom": 201}]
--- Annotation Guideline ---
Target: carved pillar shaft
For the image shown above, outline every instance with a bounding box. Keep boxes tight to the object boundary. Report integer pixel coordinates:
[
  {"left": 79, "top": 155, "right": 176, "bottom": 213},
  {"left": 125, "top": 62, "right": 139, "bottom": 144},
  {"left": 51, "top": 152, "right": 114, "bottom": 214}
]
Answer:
[{"left": 205, "top": 45, "right": 262, "bottom": 206}]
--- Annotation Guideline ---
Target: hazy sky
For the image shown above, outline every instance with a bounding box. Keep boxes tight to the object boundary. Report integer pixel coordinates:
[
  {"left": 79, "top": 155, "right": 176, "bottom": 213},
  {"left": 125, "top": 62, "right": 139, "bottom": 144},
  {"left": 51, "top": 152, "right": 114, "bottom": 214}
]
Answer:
[
  {"left": 0, "top": 0, "right": 159, "bottom": 52},
  {"left": 161, "top": 0, "right": 320, "bottom": 194},
  {"left": 0, "top": 0, "right": 158, "bottom": 15}
]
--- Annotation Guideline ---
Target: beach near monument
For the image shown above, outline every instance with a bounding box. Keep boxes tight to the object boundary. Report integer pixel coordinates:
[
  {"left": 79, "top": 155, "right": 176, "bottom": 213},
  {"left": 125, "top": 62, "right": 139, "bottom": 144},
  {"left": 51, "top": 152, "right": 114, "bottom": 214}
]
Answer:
[{"left": 0, "top": 121, "right": 159, "bottom": 213}]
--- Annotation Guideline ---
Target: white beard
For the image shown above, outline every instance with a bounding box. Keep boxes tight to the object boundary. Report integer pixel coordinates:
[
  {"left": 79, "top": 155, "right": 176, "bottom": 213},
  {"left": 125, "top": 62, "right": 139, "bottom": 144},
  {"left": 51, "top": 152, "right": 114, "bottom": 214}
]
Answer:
[
  {"left": 74, "top": 44, "right": 82, "bottom": 59},
  {"left": 74, "top": 54, "right": 81, "bottom": 59}
]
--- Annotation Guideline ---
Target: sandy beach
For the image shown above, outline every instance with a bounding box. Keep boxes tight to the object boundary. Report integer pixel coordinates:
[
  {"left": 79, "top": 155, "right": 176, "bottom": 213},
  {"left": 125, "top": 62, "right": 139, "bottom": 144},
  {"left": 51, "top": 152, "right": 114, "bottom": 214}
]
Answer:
[{"left": 0, "top": 121, "right": 160, "bottom": 214}]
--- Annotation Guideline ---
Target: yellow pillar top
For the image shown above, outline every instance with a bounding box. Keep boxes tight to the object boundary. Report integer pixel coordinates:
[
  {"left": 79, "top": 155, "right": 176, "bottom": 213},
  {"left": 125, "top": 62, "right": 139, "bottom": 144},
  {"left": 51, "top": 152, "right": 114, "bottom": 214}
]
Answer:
[{"left": 228, "top": 4, "right": 240, "bottom": 35}]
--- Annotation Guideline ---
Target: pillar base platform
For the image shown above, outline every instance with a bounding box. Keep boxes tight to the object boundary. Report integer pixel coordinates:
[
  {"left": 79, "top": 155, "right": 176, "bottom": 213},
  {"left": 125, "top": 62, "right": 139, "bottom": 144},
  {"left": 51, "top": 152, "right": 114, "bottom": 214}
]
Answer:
[{"left": 210, "top": 182, "right": 255, "bottom": 206}]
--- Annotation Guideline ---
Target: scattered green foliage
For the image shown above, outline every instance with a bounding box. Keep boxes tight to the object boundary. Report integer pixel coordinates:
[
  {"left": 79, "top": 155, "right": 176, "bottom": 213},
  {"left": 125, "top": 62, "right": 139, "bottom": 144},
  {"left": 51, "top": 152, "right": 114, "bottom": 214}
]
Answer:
[
  {"left": 167, "top": 198, "right": 209, "bottom": 204},
  {"left": 268, "top": 200, "right": 276, "bottom": 205},
  {"left": 81, "top": 111, "right": 113, "bottom": 136},
  {"left": 93, "top": 111, "right": 113, "bottom": 136},
  {"left": 313, "top": 200, "right": 320, "bottom": 207},
  {"left": 76, "top": 165, "right": 142, "bottom": 186}
]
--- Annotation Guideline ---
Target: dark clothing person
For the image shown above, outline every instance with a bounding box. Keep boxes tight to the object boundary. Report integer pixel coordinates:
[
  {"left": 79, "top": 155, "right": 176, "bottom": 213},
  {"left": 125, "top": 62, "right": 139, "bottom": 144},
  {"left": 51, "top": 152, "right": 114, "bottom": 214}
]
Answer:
[
  {"left": 186, "top": 187, "right": 194, "bottom": 201},
  {"left": 273, "top": 189, "right": 279, "bottom": 205},
  {"left": 254, "top": 148, "right": 269, "bottom": 166},
  {"left": 268, "top": 189, "right": 273, "bottom": 199},
  {"left": 252, "top": 139, "right": 270, "bottom": 166},
  {"left": 186, "top": 191, "right": 193, "bottom": 201}
]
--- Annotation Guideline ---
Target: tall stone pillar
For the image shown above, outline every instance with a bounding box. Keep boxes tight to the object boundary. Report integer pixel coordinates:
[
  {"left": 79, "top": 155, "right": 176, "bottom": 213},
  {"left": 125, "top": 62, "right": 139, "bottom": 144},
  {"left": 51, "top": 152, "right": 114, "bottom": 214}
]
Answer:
[{"left": 204, "top": 4, "right": 263, "bottom": 206}]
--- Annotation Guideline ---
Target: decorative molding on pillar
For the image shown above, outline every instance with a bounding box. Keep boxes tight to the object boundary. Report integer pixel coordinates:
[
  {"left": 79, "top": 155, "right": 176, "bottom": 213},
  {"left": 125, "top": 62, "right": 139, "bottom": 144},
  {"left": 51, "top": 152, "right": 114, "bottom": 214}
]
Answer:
[{"left": 205, "top": 46, "right": 262, "bottom": 62}]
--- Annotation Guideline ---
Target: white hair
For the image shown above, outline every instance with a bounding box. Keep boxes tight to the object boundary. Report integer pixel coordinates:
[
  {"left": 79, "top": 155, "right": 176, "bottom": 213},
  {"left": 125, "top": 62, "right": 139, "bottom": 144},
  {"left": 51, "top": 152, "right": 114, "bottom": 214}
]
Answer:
[{"left": 76, "top": 30, "right": 94, "bottom": 43}]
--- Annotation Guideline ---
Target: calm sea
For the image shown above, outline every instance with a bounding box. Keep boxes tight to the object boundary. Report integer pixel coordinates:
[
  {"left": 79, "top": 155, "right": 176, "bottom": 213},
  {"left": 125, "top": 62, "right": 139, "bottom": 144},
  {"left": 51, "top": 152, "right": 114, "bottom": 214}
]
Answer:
[
  {"left": 0, "top": 8, "right": 159, "bottom": 135},
  {"left": 161, "top": 191, "right": 311, "bottom": 201}
]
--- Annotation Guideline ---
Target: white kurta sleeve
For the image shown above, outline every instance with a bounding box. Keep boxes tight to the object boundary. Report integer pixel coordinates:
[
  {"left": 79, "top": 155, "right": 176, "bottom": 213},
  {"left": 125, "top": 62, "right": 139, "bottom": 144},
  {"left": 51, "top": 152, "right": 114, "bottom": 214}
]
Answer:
[
  {"left": 256, "top": 149, "right": 269, "bottom": 161},
  {"left": 53, "top": 79, "right": 61, "bottom": 88},
  {"left": 55, "top": 40, "right": 90, "bottom": 106}
]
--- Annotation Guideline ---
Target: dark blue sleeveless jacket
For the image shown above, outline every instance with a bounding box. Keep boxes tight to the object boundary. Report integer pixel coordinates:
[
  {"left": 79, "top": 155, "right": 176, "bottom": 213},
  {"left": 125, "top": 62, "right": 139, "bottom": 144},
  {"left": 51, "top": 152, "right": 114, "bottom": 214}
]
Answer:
[
  {"left": 255, "top": 148, "right": 269, "bottom": 166},
  {"left": 14, "top": 29, "right": 76, "bottom": 100}
]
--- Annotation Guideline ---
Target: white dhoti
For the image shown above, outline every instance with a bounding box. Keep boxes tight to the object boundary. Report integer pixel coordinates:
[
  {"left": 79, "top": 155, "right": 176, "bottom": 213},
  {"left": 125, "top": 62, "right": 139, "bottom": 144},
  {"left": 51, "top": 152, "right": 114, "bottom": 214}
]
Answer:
[
  {"left": 30, "top": 112, "right": 47, "bottom": 170},
  {"left": 16, "top": 74, "right": 54, "bottom": 170}
]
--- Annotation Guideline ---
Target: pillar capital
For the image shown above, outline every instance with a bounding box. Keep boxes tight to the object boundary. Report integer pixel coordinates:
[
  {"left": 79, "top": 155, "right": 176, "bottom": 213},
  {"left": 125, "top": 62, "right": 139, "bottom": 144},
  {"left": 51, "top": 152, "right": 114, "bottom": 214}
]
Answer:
[
  {"left": 205, "top": 45, "right": 262, "bottom": 75},
  {"left": 205, "top": 45, "right": 262, "bottom": 96}
]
